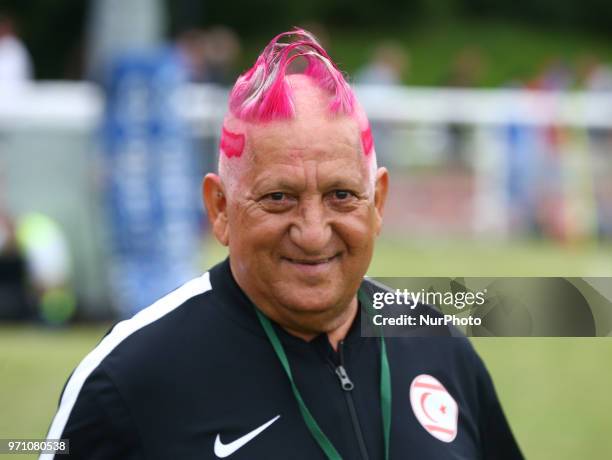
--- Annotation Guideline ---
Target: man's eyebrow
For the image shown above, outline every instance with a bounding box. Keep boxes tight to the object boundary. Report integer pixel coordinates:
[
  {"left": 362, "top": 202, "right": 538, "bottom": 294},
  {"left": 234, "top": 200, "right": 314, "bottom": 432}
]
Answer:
[
  {"left": 251, "top": 175, "right": 304, "bottom": 192},
  {"left": 321, "top": 176, "right": 366, "bottom": 191}
]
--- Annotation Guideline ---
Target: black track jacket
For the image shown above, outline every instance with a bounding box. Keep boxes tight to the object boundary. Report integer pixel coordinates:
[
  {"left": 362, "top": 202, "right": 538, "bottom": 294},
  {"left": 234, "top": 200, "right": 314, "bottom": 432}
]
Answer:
[{"left": 42, "top": 258, "right": 523, "bottom": 460}]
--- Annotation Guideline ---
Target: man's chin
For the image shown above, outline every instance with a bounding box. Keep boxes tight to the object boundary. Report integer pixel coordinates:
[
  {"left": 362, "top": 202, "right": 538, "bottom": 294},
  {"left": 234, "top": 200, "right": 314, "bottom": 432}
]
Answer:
[{"left": 277, "top": 289, "right": 345, "bottom": 315}]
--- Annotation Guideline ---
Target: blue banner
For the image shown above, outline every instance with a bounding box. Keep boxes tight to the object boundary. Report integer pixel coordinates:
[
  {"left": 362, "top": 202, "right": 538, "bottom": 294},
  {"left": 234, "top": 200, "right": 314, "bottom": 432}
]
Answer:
[{"left": 102, "top": 48, "right": 201, "bottom": 316}]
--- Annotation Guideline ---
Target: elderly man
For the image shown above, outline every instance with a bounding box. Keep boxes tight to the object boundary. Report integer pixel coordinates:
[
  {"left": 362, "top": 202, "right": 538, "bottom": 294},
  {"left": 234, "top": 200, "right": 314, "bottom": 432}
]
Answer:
[{"left": 43, "top": 30, "right": 522, "bottom": 460}]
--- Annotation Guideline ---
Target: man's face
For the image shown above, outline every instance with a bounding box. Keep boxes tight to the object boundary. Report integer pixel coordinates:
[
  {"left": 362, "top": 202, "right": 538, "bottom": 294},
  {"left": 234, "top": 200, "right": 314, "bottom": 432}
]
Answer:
[{"left": 207, "top": 109, "right": 388, "bottom": 333}]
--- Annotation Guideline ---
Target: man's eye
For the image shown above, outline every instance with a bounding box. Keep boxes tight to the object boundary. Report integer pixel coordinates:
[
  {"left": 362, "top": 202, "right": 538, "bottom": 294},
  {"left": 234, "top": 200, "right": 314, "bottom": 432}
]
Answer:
[
  {"left": 269, "top": 192, "right": 285, "bottom": 201},
  {"left": 333, "top": 190, "right": 353, "bottom": 200},
  {"left": 261, "top": 192, "right": 294, "bottom": 206},
  {"left": 260, "top": 192, "right": 295, "bottom": 212}
]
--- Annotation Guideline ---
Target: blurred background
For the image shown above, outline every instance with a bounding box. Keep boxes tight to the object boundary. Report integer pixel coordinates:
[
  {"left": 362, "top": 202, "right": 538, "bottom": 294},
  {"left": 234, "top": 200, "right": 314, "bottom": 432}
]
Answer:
[{"left": 0, "top": 0, "right": 611, "bottom": 458}]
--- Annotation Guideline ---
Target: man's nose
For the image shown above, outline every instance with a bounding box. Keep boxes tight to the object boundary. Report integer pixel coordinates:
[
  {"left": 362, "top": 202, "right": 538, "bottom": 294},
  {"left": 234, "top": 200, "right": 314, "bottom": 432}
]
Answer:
[{"left": 289, "top": 198, "right": 332, "bottom": 254}]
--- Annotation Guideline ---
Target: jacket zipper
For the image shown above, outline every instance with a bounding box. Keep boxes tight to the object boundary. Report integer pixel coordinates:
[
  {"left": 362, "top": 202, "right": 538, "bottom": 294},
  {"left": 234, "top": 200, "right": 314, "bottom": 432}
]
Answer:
[{"left": 330, "top": 340, "right": 371, "bottom": 460}]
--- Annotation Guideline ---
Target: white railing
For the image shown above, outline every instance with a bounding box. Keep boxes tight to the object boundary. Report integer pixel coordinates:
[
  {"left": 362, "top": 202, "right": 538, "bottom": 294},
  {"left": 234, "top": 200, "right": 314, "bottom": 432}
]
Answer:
[{"left": 3, "top": 83, "right": 612, "bottom": 128}]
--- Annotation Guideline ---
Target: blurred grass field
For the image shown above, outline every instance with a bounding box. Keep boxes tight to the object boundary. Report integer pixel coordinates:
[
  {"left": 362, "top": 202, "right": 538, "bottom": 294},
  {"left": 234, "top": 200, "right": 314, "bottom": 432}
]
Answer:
[{"left": 1, "top": 238, "right": 612, "bottom": 459}]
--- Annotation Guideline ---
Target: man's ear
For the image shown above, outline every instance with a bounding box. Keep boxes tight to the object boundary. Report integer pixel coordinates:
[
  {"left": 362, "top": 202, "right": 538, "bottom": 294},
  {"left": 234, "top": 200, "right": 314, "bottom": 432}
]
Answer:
[
  {"left": 374, "top": 167, "right": 389, "bottom": 236},
  {"left": 203, "top": 173, "right": 229, "bottom": 246}
]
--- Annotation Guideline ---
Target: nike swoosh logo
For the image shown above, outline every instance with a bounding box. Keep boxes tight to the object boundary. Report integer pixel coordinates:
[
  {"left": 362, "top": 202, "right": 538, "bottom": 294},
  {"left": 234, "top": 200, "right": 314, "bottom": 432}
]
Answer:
[{"left": 214, "top": 415, "right": 281, "bottom": 458}]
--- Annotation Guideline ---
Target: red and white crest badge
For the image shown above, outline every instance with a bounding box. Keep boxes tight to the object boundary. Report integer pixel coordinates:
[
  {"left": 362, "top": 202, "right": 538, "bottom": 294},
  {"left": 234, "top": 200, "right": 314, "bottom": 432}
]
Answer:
[{"left": 410, "top": 374, "right": 459, "bottom": 443}]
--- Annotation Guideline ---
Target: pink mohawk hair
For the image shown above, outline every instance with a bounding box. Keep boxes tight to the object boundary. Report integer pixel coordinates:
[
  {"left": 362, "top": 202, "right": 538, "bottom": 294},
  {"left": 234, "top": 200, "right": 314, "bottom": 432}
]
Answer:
[{"left": 228, "top": 28, "right": 356, "bottom": 122}]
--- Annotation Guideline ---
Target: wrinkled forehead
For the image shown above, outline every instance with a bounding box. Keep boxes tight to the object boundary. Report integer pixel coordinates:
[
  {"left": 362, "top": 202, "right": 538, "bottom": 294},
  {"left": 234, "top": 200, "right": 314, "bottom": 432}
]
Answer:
[{"left": 246, "top": 112, "right": 362, "bottom": 163}]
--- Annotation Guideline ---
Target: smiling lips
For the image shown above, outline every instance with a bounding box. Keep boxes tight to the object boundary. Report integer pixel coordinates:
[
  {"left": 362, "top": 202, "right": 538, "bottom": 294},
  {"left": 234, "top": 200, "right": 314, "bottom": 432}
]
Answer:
[{"left": 283, "top": 254, "right": 340, "bottom": 266}]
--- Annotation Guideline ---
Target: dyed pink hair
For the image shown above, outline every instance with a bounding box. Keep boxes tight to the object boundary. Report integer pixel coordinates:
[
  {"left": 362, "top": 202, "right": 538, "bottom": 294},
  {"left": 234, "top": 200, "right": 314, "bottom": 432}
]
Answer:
[
  {"left": 220, "top": 29, "right": 375, "bottom": 165},
  {"left": 228, "top": 28, "right": 356, "bottom": 122}
]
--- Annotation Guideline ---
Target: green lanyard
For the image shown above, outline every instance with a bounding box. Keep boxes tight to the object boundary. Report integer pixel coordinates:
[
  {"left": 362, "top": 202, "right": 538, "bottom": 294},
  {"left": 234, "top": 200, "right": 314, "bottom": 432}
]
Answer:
[{"left": 254, "top": 287, "right": 391, "bottom": 460}]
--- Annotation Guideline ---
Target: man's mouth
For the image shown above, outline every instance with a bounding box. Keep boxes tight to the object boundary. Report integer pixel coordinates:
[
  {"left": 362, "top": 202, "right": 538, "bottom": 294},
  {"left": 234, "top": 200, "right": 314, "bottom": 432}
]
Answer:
[{"left": 282, "top": 254, "right": 340, "bottom": 265}]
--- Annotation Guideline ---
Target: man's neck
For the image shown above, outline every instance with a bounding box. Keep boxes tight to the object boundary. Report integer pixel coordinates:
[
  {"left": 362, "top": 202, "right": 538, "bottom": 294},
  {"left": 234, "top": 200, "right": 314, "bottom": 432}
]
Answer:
[{"left": 281, "top": 298, "right": 358, "bottom": 351}]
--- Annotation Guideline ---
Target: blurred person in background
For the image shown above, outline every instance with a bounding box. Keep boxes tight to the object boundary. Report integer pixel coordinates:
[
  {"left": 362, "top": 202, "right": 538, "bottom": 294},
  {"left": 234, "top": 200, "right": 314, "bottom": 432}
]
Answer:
[
  {"left": 175, "top": 28, "right": 209, "bottom": 82},
  {"left": 355, "top": 42, "right": 409, "bottom": 167},
  {"left": 355, "top": 42, "right": 408, "bottom": 86},
  {"left": 0, "top": 203, "right": 31, "bottom": 320},
  {"left": 442, "top": 46, "right": 486, "bottom": 168},
  {"left": 577, "top": 54, "right": 612, "bottom": 238},
  {"left": 0, "top": 160, "right": 30, "bottom": 321},
  {"left": 0, "top": 11, "right": 32, "bottom": 86},
  {"left": 444, "top": 47, "right": 486, "bottom": 89},
  {"left": 42, "top": 29, "right": 522, "bottom": 460},
  {"left": 528, "top": 58, "right": 575, "bottom": 241},
  {"left": 175, "top": 26, "right": 241, "bottom": 84},
  {"left": 200, "top": 26, "right": 241, "bottom": 85},
  {"left": 527, "top": 57, "right": 574, "bottom": 91},
  {"left": 504, "top": 57, "right": 575, "bottom": 240},
  {"left": 583, "top": 60, "right": 612, "bottom": 92},
  {"left": 15, "top": 213, "right": 76, "bottom": 325}
]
